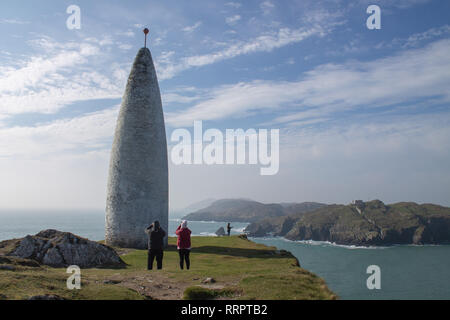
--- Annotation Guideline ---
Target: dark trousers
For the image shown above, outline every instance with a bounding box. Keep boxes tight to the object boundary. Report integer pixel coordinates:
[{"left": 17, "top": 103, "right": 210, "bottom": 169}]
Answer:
[
  {"left": 148, "top": 249, "right": 163, "bottom": 270},
  {"left": 178, "top": 249, "right": 190, "bottom": 270}
]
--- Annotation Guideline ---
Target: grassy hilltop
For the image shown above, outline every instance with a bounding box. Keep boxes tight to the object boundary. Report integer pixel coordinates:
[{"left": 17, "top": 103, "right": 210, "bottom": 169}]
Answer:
[{"left": 0, "top": 235, "right": 336, "bottom": 300}]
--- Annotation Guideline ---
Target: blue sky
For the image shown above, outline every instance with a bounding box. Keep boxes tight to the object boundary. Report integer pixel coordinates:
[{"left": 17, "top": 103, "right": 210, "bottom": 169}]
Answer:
[{"left": 0, "top": 0, "right": 449, "bottom": 210}]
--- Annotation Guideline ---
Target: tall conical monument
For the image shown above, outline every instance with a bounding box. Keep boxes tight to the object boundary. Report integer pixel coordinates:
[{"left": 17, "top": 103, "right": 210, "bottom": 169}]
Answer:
[{"left": 106, "top": 30, "right": 168, "bottom": 249}]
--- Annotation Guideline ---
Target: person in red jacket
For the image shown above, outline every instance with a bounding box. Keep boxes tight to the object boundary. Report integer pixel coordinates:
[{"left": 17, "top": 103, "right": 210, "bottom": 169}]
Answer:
[{"left": 175, "top": 220, "right": 191, "bottom": 270}]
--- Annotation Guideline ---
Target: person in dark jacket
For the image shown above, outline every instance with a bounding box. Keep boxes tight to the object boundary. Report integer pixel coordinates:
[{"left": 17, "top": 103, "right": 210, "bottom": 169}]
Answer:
[
  {"left": 145, "top": 220, "right": 166, "bottom": 270},
  {"left": 227, "top": 223, "right": 233, "bottom": 236},
  {"left": 175, "top": 220, "right": 191, "bottom": 270}
]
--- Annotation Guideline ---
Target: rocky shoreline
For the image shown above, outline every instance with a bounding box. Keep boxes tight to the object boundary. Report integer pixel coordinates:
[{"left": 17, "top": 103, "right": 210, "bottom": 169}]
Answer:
[{"left": 245, "top": 200, "right": 450, "bottom": 246}]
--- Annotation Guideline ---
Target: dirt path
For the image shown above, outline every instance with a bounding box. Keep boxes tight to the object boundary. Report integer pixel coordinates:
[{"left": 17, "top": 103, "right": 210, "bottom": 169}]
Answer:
[
  {"left": 106, "top": 272, "right": 189, "bottom": 300},
  {"left": 99, "top": 249, "right": 192, "bottom": 300},
  {"left": 101, "top": 271, "right": 241, "bottom": 300}
]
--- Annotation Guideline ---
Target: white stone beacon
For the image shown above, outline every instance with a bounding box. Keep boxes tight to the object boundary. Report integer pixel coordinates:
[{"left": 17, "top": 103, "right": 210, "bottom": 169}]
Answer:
[{"left": 105, "top": 41, "right": 168, "bottom": 249}]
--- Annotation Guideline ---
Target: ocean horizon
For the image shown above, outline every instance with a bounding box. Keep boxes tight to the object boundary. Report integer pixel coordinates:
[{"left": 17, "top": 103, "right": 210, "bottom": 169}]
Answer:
[{"left": 0, "top": 209, "right": 249, "bottom": 241}]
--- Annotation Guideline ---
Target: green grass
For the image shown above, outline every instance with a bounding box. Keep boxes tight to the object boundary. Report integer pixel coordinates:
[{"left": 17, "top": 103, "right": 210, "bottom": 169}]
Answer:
[
  {"left": 0, "top": 236, "right": 336, "bottom": 300},
  {"left": 183, "top": 286, "right": 240, "bottom": 300},
  {"left": 0, "top": 266, "right": 144, "bottom": 300}
]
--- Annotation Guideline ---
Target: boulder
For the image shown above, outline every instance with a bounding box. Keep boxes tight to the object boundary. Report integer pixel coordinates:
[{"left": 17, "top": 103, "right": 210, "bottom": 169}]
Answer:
[
  {"left": 215, "top": 227, "right": 226, "bottom": 236},
  {"left": 4, "top": 230, "right": 125, "bottom": 268},
  {"left": 202, "top": 277, "right": 216, "bottom": 284}
]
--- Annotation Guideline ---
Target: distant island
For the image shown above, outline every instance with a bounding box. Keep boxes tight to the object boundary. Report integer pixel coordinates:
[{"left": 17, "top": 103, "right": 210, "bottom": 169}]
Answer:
[
  {"left": 182, "top": 199, "right": 326, "bottom": 223},
  {"left": 183, "top": 199, "right": 450, "bottom": 246}
]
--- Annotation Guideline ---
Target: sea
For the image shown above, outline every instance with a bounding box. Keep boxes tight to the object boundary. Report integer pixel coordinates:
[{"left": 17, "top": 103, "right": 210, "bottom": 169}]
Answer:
[{"left": 0, "top": 209, "right": 449, "bottom": 300}]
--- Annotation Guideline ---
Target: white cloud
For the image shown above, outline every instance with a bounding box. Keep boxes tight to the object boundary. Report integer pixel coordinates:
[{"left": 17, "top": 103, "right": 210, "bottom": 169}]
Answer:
[
  {"left": 3, "top": 105, "right": 449, "bottom": 211},
  {"left": 0, "top": 37, "right": 124, "bottom": 117},
  {"left": 286, "top": 58, "right": 295, "bottom": 65},
  {"left": 2, "top": 38, "right": 450, "bottom": 209},
  {"left": 301, "top": 7, "right": 346, "bottom": 27},
  {"left": 99, "top": 36, "right": 115, "bottom": 46},
  {"left": 156, "top": 25, "right": 325, "bottom": 80},
  {"left": 260, "top": 1, "right": 275, "bottom": 15},
  {"left": 0, "top": 19, "right": 30, "bottom": 24},
  {"left": 163, "top": 93, "right": 202, "bottom": 105},
  {"left": 0, "top": 150, "right": 111, "bottom": 210},
  {"left": 225, "top": 15, "right": 241, "bottom": 26},
  {"left": 377, "top": 25, "right": 450, "bottom": 50},
  {"left": 166, "top": 80, "right": 297, "bottom": 126},
  {"left": 117, "top": 43, "right": 133, "bottom": 50},
  {"left": 182, "top": 21, "right": 202, "bottom": 33},
  {"left": 273, "top": 112, "right": 450, "bottom": 205},
  {"left": 0, "top": 106, "right": 119, "bottom": 158},
  {"left": 166, "top": 39, "right": 450, "bottom": 126},
  {"left": 402, "top": 25, "right": 450, "bottom": 47},
  {"left": 358, "top": 0, "right": 431, "bottom": 9},
  {"left": 116, "top": 30, "right": 135, "bottom": 37},
  {"left": 167, "top": 111, "right": 450, "bottom": 209},
  {"left": 225, "top": 2, "right": 242, "bottom": 9}
]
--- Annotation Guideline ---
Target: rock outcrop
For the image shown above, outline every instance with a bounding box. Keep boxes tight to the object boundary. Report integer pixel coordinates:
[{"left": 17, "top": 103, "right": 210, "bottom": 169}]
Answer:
[
  {"left": 2, "top": 230, "right": 125, "bottom": 268},
  {"left": 215, "top": 227, "right": 226, "bottom": 236}
]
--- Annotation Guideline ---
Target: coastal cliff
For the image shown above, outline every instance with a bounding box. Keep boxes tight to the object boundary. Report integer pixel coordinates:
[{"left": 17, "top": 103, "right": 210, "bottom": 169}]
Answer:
[{"left": 245, "top": 200, "right": 450, "bottom": 246}]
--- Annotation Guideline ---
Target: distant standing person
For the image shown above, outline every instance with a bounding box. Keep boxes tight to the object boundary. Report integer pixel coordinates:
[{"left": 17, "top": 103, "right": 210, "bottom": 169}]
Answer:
[
  {"left": 145, "top": 220, "right": 166, "bottom": 270},
  {"left": 175, "top": 220, "right": 192, "bottom": 270},
  {"left": 227, "top": 223, "right": 233, "bottom": 236}
]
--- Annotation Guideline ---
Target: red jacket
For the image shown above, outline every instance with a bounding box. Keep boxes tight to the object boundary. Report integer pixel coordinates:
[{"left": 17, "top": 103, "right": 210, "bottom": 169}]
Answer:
[{"left": 176, "top": 226, "right": 191, "bottom": 249}]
